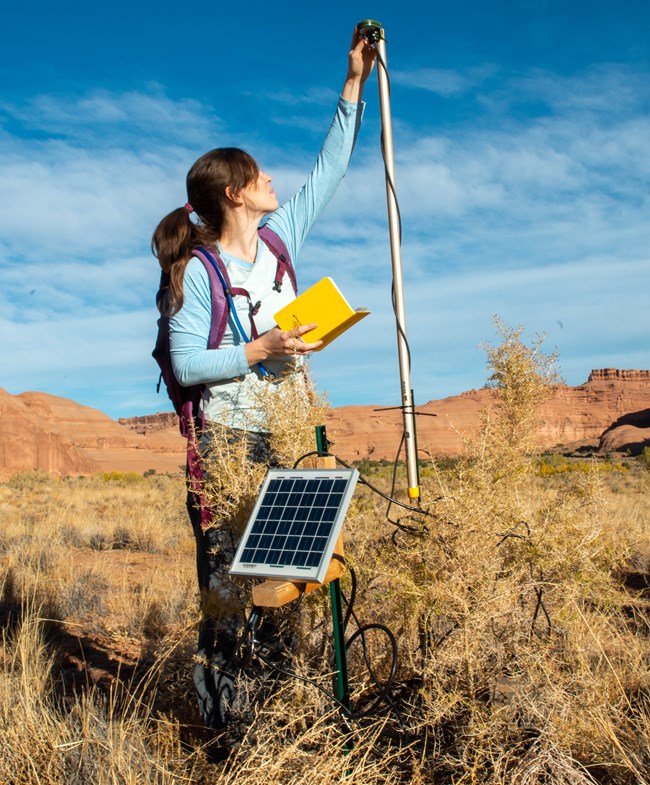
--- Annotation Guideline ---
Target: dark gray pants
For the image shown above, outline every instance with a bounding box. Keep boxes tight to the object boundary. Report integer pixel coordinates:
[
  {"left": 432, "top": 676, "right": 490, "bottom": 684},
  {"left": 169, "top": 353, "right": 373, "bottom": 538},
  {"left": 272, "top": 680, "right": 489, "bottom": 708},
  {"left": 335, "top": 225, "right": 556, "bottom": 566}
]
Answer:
[{"left": 188, "top": 427, "right": 272, "bottom": 729}]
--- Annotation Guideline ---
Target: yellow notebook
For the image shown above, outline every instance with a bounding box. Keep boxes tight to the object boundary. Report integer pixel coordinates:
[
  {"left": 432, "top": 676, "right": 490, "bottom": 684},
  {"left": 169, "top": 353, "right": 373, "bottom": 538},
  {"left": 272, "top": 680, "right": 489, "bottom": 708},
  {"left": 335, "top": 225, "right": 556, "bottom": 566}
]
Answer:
[{"left": 274, "top": 277, "right": 370, "bottom": 351}]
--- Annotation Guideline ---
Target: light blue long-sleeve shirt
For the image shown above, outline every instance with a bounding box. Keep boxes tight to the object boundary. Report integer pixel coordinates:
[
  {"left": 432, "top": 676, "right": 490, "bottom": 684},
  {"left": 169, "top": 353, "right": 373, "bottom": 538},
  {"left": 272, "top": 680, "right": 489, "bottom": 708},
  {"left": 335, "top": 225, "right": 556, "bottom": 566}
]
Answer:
[{"left": 169, "top": 96, "right": 364, "bottom": 430}]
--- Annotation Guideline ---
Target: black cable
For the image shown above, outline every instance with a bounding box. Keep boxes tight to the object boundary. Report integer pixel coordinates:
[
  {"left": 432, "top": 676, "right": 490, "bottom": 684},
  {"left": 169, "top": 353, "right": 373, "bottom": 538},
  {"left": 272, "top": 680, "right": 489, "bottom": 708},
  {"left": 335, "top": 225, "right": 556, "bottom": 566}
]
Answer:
[
  {"left": 235, "top": 593, "right": 306, "bottom": 668},
  {"left": 374, "top": 45, "right": 413, "bottom": 380},
  {"left": 340, "top": 556, "right": 357, "bottom": 632},
  {"left": 292, "top": 450, "right": 434, "bottom": 526},
  {"left": 387, "top": 433, "right": 404, "bottom": 501},
  {"left": 243, "top": 556, "right": 400, "bottom": 723},
  {"left": 374, "top": 45, "right": 390, "bottom": 96},
  {"left": 337, "top": 565, "right": 400, "bottom": 718},
  {"left": 255, "top": 651, "right": 356, "bottom": 717},
  {"left": 531, "top": 586, "right": 552, "bottom": 635},
  {"left": 391, "top": 284, "right": 411, "bottom": 370},
  {"left": 345, "top": 623, "right": 399, "bottom": 718},
  {"left": 385, "top": 432, "right": 405, "bottom": 525},
  {"left": 496, "top": 523, "right": 552, "bottom": 637},
  {"left": 256, "top": 627, "right": 399, "bottom": 723},
  {"left": 383, "top": 438, "right": 430, "bottom": 538},
  {"left": 251, "top": 648, "right": 416, "bottom": 763},
  {"left": 289, "top": 48, "right": 425, "bottom": 540},
  {"left": 374, "top": 43, "right": 427, "bottom": 526},
  {"left": 254, "top": 630, "right": 396, "bottom": 723}
]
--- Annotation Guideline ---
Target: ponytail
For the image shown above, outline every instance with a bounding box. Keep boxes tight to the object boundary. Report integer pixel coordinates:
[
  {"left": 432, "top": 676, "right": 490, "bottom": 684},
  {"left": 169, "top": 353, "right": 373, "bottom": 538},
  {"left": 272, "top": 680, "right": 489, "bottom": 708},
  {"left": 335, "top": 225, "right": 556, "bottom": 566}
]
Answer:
[
  {"left": 151, "top": 208, "right": 217, "bottom": 314},
  {"left": 151, "top": 147, "right": 259, "bottom": 315}
]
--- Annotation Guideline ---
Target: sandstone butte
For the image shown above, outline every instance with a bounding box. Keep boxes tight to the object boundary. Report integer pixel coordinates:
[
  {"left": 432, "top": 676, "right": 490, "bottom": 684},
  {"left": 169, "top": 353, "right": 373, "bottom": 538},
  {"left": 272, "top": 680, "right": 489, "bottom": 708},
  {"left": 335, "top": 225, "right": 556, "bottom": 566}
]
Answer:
[{"left": 0, "top": 369, "right": 648, "bottom": 481}]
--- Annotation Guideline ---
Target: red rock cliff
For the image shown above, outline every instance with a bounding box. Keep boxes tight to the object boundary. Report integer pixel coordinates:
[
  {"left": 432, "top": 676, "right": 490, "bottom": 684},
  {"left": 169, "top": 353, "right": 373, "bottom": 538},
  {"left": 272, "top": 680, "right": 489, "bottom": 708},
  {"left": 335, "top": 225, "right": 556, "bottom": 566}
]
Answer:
[
  {"left": 1, "top": 369, "right": 648, "bottom": 477},
  {"left": 0, "top": 390, "right": 184, "bottom": 479},
  {"left": 327, "top": 369, "right": 650, "bottom": 460}
]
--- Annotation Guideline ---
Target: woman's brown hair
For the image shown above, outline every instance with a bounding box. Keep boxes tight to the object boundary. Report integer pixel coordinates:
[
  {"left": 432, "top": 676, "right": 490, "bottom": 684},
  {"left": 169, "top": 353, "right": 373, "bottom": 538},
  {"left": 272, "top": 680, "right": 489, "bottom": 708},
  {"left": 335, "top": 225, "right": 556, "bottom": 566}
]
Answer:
[{"left": 151, "top": 148, "right": 259, "bottom": 314}]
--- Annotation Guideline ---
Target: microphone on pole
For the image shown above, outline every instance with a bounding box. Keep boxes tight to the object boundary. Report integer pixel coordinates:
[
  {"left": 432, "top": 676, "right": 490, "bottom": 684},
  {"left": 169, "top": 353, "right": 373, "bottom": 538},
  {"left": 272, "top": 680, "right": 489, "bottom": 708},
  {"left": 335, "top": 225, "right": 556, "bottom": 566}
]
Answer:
[
  {"left": 356, "top": 18, "right": 422, "bottom": 503},
  {"left": 356, "top": 19, "right": 384, "bottom": 45}
]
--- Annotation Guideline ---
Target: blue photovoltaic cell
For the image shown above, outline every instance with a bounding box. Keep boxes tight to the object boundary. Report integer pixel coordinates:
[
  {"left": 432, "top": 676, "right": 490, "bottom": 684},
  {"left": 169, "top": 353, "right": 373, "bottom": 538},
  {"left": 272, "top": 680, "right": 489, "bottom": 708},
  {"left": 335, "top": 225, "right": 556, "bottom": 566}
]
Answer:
[{"left": 230, "top": 469, "right": 358, "bottom": 583}]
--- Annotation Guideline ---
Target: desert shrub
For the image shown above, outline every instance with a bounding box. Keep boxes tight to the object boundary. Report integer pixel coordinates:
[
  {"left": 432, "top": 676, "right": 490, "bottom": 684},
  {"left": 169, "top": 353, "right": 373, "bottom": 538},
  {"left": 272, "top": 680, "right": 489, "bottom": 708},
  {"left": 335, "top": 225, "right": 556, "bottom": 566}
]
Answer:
[
  {"left": 482, "top": 316, "right": 561, "bottom": 458},
  {"left": 107, "top": 523, "right": 159, "bottom": 552},
  {"left": 2, "top": 326, "right": 649, "bottom": 783},
  {"left": 88, "top": 531, "right": 109, "bottom": 550},
  {"left": 340, "top": 319, "right": 650, "bottom": 782},
  {"left": 58, "top": 523, "right": 85, "bottom": 548},
  {"left": 109, "top": 571, "right": 197, "bottom": 640},
  {"left": 0, "top": 473, "right": 192, "bottom": 642},
  {"left": 110, "top": 525, "right": 134, "bottom": 549},
  {"left": 58, "top": 569, "right": 108, "bottom": 617},
  {"left": 199, "top": 367, "right": 329, "bottom": 532},
  {"left": 637, "top": 446, "right": 650, "bottom": 471},
  {"left": 257, "top": 366, "right": 330, "bottom": 469},
  {"left": 537, "top": 456, "right": 630, "bottom": 476},
  {"left": 100, "top": 471, "right": 145, "bottom": 485},
  {"left": 6, "top": 471, "right": 53, "bottom": 491}
]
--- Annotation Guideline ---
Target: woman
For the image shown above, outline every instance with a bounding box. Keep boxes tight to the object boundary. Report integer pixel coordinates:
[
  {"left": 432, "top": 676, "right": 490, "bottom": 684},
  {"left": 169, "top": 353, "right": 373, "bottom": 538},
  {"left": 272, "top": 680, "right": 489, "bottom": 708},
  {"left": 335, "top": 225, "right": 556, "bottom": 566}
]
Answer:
[{"left": 152, "top": 29, "right": 375, "bottom": 730}]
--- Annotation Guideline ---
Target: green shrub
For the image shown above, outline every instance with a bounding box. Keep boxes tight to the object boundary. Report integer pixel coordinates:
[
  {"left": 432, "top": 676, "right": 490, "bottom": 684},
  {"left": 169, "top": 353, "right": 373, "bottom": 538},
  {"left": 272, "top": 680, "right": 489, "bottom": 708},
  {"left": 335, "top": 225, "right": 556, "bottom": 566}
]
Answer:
[
  {"left": 5, "top": 471, "right": 53, "bottom": 490},
  {"left": 536, "top": 456, "right": 630, "bottom": 476},
  {"left": 99, "top": 471, "right": 144, "bottom": 484}
]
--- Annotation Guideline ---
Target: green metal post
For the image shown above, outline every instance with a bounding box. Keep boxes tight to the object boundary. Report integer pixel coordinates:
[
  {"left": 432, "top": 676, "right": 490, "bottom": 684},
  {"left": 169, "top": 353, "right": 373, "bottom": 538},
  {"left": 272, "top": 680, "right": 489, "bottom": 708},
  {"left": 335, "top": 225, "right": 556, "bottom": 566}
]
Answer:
[
  {"left": 312, "top": 425, "right": 351, "bottom": 716},
  {"left": 330, "top": 578, "right": 351, "bottom": 713},
  {"left": 315, "top": 424, "right": 329, "bottom": 455}
]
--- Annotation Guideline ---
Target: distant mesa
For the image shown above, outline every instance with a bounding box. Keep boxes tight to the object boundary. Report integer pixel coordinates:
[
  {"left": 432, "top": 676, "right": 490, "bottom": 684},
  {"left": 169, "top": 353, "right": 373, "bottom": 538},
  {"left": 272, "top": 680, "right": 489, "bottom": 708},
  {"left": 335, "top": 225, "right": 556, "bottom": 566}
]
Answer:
[
  {"left": 0, "top": 389, "right": 184, "bottom": 481},
  {"left": 327, "top": 368, "right": 650, "bottom": 461},
  {"left": 587, "top": 369, "right": 650, "bottom": 383},
  {"left": 118, "top": 411, "right": 178, "bottom": 435},
  {"left": 0, "top": 369, "right": 649, "bottom": 479}
]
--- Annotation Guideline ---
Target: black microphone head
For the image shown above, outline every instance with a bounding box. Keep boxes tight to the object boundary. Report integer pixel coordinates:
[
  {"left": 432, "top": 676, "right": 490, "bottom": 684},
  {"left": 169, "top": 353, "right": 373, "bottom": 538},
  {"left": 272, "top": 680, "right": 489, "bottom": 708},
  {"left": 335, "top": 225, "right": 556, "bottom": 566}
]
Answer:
[{"left": 356, "top": 19, "right": 384, "bottom": 44}]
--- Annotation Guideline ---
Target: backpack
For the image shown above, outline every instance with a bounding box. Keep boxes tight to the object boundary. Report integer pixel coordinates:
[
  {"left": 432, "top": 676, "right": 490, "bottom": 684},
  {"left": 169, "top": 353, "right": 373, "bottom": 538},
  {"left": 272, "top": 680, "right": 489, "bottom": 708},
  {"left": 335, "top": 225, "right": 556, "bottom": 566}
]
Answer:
[{"left": 152, "top": 226, "right": 297, "bottom": 438}]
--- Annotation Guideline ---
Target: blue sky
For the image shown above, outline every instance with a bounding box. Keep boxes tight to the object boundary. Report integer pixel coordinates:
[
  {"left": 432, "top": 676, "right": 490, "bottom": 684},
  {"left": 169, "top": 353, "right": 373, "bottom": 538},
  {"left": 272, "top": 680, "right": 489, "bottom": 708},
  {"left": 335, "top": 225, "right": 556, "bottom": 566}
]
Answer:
[{"left": 1, "top": 0, "right": 649, "bottom": 419}]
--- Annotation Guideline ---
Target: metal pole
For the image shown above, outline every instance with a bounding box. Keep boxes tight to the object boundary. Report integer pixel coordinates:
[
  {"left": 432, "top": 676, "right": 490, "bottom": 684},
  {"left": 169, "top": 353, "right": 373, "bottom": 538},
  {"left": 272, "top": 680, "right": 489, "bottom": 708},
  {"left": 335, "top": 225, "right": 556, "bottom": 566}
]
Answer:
[{"left": 358, "top": 20, "right": 421, "bottom": 501}]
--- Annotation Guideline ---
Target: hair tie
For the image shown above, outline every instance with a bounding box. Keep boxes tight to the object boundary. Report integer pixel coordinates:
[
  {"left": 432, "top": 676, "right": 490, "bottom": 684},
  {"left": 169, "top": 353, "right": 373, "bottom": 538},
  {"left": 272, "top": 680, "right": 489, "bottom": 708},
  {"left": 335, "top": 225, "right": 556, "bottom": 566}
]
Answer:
[{"left": 184, "top": 203, "right": 194, "bottom": 213}]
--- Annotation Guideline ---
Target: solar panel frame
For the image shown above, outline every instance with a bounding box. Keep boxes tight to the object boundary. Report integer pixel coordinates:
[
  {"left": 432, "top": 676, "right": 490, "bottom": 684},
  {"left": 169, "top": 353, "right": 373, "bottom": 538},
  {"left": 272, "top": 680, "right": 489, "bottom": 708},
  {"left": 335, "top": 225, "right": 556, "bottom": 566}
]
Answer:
[{"left": 229, "top": 468, "right": 359, "bottom": 584}]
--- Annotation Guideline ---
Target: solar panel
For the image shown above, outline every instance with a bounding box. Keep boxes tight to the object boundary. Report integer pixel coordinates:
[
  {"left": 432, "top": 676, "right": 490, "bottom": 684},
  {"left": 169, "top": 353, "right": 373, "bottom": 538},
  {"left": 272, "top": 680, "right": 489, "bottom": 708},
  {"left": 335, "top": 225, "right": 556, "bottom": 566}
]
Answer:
[{"left": 229, "top": 468, "right": 359, "bottom": 584}]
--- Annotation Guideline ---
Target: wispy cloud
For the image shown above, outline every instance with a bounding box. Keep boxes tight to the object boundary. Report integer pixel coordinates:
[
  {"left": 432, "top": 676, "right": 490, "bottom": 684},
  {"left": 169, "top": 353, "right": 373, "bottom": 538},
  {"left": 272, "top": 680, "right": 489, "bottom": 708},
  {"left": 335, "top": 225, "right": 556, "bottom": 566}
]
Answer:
[
  {"left": 318, "top": 64, "right": 650, "bottom": 271},
  {"left": 510, "top": 65, "right": 650, "bottom": 115},
  {"left": 302, "top": 64, "right": 650, "bottom": 404},
  {"left": 1, "top": 65, "right": 648, "bottom": 418},
  {"left": 1, "top": 87, "right": 223, "bottom": 145},
  {"left": 391, "top": 64, "right": 498, "bottom": 97},
  {"left": 0, "top": 87, "right": 230, "bottom": 266},
  {"left": 259, "top": 86, "right": 340, "bottom": 107}
]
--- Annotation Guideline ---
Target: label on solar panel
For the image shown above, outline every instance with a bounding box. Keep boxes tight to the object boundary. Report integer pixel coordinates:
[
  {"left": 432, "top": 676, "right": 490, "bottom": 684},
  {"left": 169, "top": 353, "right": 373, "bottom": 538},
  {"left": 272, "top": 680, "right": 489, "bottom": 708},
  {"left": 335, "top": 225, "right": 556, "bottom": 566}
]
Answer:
[{"left": 229, "top": 468, "right": 359, "bottom": 584}]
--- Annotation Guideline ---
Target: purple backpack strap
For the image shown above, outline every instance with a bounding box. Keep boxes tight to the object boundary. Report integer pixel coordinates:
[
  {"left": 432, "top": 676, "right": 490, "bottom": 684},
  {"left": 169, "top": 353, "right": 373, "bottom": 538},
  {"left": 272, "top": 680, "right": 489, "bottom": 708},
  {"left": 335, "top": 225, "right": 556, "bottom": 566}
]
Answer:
[
  {"left": 191, "top": 248, "right": 231, "bottom": 349},
  {"left": 185, "top": 421, "right": 215, "bottom": 531},
  {"left": 258, "top": 225, "right": 298, "bottom": 295},
  {"left": 193, "top": 246, "right": 260, "bottom": 343}
]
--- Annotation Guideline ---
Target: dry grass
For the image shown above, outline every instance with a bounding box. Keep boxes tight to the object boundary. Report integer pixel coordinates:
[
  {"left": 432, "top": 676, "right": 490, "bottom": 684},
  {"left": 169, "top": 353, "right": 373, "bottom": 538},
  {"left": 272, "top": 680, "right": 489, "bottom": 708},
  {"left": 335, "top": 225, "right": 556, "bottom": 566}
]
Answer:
[
  {"left": 0, "top": 472, "right": 196, "bottom": 639},
  {"left": 0, "top": 610, "right": 207, "bottom": 784},
  {"left": 2, "top": 327, "right": 650, "bottom": 783}
]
